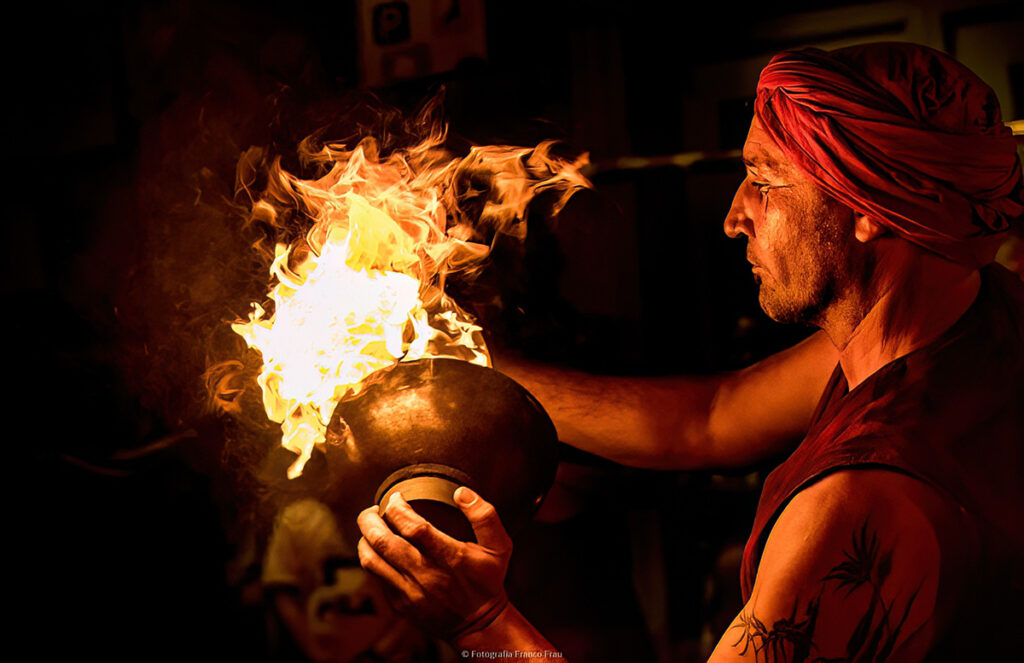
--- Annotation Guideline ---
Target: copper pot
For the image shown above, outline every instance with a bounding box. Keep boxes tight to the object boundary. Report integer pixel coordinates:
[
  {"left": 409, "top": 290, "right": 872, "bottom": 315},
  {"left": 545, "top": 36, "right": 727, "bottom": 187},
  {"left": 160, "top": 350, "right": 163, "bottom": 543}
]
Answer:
[{"left": 323, "top": 358, "right": 559, "bottom": 541}]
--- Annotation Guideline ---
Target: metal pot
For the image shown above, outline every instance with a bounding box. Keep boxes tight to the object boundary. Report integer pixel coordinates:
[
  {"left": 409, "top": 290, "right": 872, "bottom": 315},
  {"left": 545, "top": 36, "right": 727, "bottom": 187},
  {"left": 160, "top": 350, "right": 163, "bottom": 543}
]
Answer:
[{"left": 323, "top": 358, "right": 559, "bottom": 541}]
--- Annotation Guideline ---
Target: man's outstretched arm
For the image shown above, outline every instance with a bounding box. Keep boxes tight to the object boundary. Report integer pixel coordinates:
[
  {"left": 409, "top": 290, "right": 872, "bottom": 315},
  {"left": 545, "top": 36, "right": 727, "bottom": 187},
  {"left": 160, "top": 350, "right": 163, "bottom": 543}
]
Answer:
[
  {"left": 708, "top": 470, "right": 959, "bottom": 662},
  {"left": 497, "top": 330, "right": 838, "bottom": 470}
]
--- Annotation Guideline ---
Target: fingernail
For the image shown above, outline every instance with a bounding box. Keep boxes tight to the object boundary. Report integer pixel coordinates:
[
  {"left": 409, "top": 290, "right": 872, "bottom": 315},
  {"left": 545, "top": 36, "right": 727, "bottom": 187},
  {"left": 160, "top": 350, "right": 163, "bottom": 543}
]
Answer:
[
  {"left": 454, "top": 486, "right": 477, "bottom": 506},
  {"left": 386, "top": 492, "right": 402, "bottom": 512}
]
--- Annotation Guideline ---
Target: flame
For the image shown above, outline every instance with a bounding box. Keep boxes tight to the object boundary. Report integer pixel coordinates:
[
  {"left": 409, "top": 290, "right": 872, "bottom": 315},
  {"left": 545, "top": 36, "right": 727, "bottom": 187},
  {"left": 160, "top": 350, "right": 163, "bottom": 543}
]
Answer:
[{"left": 230, "top": 111, "right": 590, "bottom": 478}]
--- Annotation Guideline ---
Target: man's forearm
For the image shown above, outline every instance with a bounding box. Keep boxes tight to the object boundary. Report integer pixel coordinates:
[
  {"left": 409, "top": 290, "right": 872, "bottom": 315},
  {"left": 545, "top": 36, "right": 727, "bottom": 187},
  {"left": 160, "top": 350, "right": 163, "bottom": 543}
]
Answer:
[
  {"left": 496, "top": 356, "right": 718, "bottom": 468},
  {"left": 495, "top": 331, "right": 838, "bottom": 470}
]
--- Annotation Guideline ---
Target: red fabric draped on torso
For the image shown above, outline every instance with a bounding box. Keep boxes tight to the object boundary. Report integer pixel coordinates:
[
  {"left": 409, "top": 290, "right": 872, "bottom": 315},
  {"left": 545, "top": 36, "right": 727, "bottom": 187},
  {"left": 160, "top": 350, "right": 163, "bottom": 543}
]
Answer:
[{"left": 739, "top": 266, "right": 1024, "bottom": 659}]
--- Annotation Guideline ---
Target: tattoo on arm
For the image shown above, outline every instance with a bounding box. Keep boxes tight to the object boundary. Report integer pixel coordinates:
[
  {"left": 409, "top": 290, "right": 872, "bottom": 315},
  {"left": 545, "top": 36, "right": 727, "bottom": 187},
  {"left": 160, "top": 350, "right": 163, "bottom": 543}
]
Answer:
[{"left": 729, "top": 521, "right": 923, "bottom": 663}]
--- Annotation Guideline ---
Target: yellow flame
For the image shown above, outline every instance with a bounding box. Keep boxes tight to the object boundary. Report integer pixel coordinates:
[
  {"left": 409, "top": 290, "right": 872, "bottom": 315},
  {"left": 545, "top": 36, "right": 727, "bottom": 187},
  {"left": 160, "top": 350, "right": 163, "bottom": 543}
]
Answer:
[{"left": 231, "top": 117, "right": 589, "bottom": 478}]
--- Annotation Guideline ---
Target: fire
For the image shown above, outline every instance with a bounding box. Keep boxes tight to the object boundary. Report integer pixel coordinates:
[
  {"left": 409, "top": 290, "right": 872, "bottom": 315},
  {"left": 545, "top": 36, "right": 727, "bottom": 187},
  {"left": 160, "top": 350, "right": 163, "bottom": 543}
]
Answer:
[{"left": 229, "top": 109, "right": 590, "bottom": 478}]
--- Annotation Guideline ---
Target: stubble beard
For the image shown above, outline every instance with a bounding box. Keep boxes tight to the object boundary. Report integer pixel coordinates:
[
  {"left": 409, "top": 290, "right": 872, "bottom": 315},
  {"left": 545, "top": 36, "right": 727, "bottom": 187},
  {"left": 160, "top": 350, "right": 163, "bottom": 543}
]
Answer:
[
  {"left": 758, "top": 273, "right": 834, "bottom": 326},
  {"left": 756, "top": 209, "right": 853, "bottom": 327}
]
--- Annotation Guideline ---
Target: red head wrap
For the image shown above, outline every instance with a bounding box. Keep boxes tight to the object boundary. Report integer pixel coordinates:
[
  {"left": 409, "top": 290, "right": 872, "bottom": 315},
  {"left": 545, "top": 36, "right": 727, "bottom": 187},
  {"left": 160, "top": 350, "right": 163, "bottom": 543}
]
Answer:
[{"left": 755, "top": 42, "right": 1024, "bottom": 266}]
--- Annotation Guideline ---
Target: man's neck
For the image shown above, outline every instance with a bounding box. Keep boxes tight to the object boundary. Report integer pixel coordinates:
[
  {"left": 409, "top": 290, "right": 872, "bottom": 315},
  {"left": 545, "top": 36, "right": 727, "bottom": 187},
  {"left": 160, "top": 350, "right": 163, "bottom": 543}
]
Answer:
[{"left": 825, "top": 249, "right": 981, "bottom": 391}]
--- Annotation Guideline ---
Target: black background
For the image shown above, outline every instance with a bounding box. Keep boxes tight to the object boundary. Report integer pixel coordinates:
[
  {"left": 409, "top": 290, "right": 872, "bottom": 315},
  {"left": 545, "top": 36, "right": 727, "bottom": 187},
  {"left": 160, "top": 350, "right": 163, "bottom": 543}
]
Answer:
[{"left": 13, "top": 1, "right": 1020, "bottom": 661}]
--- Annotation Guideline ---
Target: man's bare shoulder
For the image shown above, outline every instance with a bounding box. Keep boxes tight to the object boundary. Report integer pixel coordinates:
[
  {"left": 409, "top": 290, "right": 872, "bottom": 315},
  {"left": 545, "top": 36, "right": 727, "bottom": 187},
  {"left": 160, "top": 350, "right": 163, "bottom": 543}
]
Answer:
[
  {"left": 711, "top": 469, "right": 969, "bottom": 662},
  {"left": 782, "top": 470, "right": 964, "bottom": 535},
  {"left": 779, "top": 470, "right": 971, "bottom": 564}
]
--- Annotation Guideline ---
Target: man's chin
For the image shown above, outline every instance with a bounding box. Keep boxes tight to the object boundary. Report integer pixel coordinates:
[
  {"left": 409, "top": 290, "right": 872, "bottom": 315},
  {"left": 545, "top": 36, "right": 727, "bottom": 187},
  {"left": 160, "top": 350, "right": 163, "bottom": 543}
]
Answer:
[
  {"left": 760, "top": 304, "right": 791, "bottom": 324},
  {"left": 759, "top": 290, "right": 812, "bottom": 325},
  {"left": 757, "top": 288, "right": 782, "bottom": 321}
]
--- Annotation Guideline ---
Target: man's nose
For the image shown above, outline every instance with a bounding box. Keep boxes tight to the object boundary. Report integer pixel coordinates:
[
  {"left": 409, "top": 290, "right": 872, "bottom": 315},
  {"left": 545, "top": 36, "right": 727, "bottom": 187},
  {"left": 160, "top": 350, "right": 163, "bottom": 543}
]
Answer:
[{"left": 723, "top": 183, "right": 754, "bottom": 239}]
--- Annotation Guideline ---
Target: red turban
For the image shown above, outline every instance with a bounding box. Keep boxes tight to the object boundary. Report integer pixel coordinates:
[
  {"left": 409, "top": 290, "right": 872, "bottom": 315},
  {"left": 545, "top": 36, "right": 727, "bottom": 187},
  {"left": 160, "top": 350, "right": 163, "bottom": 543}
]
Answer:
[{"left": 755, "top": 42, "right": 1024, "bottom": 266}]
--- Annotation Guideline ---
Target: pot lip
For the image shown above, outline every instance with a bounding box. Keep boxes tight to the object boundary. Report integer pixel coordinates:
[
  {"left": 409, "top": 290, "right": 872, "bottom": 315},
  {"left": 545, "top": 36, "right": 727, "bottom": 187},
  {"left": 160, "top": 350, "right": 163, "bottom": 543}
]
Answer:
[
  {"left": 373, "top": 462, "right": 477, "bottom": 505},
  {"left": 333, "top": 356, "right": 558, "bottom": 439},
  {"left": 342, "top": 357, "right": 532, "bottom": 401}
]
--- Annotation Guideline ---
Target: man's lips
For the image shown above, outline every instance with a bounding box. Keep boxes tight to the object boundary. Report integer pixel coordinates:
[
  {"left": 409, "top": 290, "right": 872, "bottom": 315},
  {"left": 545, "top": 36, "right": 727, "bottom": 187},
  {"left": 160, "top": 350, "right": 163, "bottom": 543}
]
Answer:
[
  {"left": 746, "top": 248, "right": 765, "bottom": 271},
  {"left": 747, "top": 251, "right": 765, "bottom": 281},
  {"left": 750, "top": 262, "right": 763, "bottom": 284}
]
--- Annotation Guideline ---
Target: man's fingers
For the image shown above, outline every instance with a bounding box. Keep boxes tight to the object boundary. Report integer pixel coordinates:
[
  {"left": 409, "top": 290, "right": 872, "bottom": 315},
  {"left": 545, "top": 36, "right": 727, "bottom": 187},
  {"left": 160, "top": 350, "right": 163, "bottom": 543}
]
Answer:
[
  {"left": 357, "top": 536, "right": 417, "bottom": 598},
  {"left": 453, "top": 487, "right": 512, "bottom": 554},
  {"left": 357, "top": 505, "right": 429, "bottom": 572},
  {"left": 383, "top": 493, "right": 464, "bottom": 566}
]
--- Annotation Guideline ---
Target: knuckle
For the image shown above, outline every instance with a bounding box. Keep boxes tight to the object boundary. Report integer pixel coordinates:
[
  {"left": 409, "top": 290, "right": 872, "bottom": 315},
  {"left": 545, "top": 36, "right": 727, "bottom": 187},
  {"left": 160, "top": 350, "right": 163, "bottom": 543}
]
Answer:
[
  {"left": 356, "top": 511, "right": 371, "bottom": 531},
  {"left": 366, "top": 528, "right": 391, "bottom": 552},
  {"left": 482, "top": 525, "right": 511, "bottom": 549},
  {"left": 405, "top": 585, "right": 426, "bottom": 607},
  {"left": 405, "top": 519, "right": 432, "bottom": 541},
  {"left": 359, "top": 553, "right": 379, "bottom": 575},
  {"left": 475, "top": 501, "right": 498, "bottom": 519},
  {"left": 385, "top": 503, "right": 417, "bottom": 531},
  {"left": 357, "top": 538, "right": 374, "bottom": 561},
  {"left": 357, "top": 541, "right": 382, "bottom": 570},
  {"left": 446, "top": 546, "right": 467, "bottom": 569},
  {"left": 357, "top": 510, "right": 383, "bottom": 536}
]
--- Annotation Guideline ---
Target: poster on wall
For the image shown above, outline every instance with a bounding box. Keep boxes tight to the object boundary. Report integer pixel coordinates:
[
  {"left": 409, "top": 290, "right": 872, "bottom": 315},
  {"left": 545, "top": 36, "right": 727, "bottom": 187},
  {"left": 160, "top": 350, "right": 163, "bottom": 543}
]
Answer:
[{"left": 357, "top": 0, "right": 487, "bottom": 87}]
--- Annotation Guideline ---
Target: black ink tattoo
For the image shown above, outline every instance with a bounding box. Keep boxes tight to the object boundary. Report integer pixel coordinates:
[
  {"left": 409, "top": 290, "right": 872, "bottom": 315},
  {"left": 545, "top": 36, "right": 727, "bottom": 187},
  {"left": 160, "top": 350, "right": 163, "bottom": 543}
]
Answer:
[
  {"left": 729, "top": 520, "right": 922, "bottom": 663},
  {"left": 733, "top": 595, "right": 820, "bottom": 663}
]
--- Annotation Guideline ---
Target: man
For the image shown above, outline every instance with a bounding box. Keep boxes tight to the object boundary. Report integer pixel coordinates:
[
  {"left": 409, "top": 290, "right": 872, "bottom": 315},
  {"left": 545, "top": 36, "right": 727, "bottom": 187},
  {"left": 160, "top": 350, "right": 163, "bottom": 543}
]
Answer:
[{"left": 356, "top": 42, "right": 1024, "bottom": 661}]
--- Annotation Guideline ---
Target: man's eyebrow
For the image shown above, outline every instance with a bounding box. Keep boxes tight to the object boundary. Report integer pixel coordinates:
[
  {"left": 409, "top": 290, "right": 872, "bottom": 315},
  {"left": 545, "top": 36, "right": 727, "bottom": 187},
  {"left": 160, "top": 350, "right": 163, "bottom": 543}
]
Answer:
[{"left": 743, "top": 154, "right": 783, "bottom": 175}]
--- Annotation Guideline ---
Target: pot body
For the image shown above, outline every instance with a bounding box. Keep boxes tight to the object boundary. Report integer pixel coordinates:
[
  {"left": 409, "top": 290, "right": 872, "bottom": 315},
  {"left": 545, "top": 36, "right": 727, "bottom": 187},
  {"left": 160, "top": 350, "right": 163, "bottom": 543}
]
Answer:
[{"left": 324, "top": 358, "right": 559, "bottom": 538}]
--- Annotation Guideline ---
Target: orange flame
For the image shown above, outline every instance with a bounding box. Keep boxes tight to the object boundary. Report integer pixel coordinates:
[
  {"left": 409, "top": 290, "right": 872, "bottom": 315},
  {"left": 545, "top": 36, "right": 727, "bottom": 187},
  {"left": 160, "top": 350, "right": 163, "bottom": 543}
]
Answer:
[{"left": 231, "top": 112, "right": 590, "bottom": 478}]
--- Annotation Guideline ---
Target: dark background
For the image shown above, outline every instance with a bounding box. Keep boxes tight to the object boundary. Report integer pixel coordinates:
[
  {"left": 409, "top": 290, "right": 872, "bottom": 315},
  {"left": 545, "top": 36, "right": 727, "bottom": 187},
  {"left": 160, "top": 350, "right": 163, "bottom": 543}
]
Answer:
[{"left": 14, "top": 1, "right": 1022, "bottom": 661}]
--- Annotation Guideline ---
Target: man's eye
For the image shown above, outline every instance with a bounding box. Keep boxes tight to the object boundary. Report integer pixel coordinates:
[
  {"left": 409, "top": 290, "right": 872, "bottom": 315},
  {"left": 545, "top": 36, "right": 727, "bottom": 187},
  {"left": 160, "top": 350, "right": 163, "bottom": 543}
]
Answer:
[{"left": 751, "top": 181, "right": 771, "bottom": 195}]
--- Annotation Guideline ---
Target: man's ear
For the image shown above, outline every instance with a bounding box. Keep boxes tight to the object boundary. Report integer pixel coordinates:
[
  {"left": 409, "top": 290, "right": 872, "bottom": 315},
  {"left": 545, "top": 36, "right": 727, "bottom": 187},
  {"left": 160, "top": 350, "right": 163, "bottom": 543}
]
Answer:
[{"left": 854, "top": 214, "right": 887, "bottom": 243}]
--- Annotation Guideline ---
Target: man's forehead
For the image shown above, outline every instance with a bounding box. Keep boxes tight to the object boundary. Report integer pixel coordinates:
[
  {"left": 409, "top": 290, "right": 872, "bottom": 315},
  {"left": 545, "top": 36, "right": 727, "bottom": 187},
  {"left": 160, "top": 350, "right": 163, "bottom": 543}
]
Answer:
[{"left": 743, "top": 118, "right": 795, "bottom": 175}]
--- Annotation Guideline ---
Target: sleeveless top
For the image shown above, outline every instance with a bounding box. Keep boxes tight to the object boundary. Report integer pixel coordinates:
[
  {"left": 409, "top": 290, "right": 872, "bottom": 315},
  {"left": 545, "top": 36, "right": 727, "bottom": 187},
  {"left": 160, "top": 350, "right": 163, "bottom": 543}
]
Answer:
[{"left": 739, "top": 265, "right": 1024, "bottom": 659}]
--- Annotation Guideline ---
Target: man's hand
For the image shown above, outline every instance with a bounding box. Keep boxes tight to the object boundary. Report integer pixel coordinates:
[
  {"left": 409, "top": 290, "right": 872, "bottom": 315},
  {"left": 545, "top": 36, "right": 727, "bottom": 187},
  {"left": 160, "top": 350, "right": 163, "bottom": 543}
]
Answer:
[{"left": 356, "top": 486, "right": 512, "bottom": 639}]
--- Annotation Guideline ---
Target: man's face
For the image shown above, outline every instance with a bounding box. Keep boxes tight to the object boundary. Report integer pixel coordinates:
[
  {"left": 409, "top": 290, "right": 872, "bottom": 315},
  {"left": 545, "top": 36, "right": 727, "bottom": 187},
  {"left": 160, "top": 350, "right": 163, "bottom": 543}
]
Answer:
[{"left": 724, "top": 116, "right": 857, "bottom": 325}]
